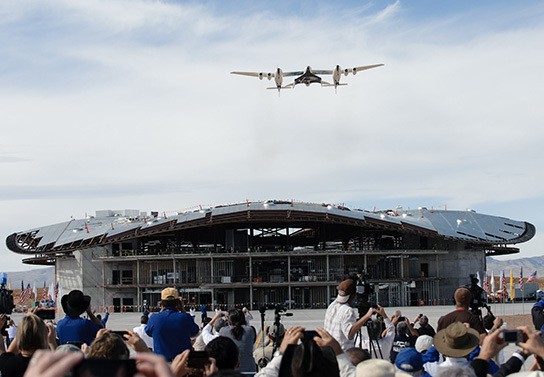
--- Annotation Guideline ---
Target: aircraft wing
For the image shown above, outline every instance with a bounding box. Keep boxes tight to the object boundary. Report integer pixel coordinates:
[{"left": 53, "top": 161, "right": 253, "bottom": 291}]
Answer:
[
  {"left": 281, "top": 71, "right": 304, "bottom": 77},
  {"left": 231, "top": 71, "right": 264, "bottom": 77},
  {"left": 348, "top": 64, "right": 384, "bottom": 74}
]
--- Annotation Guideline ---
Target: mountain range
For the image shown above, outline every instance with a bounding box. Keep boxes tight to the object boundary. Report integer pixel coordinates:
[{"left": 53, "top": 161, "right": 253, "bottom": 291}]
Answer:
[{"left": 487, "top": 256, "right": 544, "bottom": 277}]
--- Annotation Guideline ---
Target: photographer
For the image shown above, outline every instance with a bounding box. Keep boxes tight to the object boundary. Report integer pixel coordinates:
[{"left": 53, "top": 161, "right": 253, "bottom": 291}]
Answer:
[
  {"left": 218, "top": 308, "right": 256, "bottom": 373},
  {"left": 0, "top": 276, "right": 15, "bottom": 343},
  {"left": 253, "top": 323, "right": 285, "bottom": 368},
  {"left": 437, "top": 287, "right": 486, "bottom": 342},
  {"left": 362, "top": 305, "right": 396, "bottom": 360},
  {"left": 324, "top": 279, "right": 376, "bottom": 352},
  {"left": 56, "top": 290, "right": 103, "bottom": 346}
]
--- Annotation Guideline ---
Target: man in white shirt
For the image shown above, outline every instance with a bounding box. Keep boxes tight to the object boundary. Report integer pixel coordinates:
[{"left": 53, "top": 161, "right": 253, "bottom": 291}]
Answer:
[
  {"left": 324, "top": 279, "right": 376, "bottom": 352},
  {"left": 132, "top": 315, "right": 153, "bottom": 350}
]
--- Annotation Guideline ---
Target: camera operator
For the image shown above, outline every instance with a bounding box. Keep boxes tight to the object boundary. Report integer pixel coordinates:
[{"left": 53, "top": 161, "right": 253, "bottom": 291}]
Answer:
[
  {"left": 465, "top": 275, "right": 488, "bottom": 317},
  {"left": 324, "top": 279, "right": 376, "bottom": 352},
  {"left": 437, "top": 287, "right": 487, "bottom": 342},
  {"left": 0, "top": 275, "right": 15, "bottom": 343}
]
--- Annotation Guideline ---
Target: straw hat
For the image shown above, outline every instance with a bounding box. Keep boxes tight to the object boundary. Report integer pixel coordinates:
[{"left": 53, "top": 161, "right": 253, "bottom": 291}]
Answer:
[{"left": 433, "top": 322, "right": 479, "bottom": 358}]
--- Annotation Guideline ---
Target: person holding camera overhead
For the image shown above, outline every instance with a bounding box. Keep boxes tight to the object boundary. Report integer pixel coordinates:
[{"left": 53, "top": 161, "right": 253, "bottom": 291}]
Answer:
[
  {"left": 56, "top": 290, "right": 103, "bottom": 346},
  {"left": 145, "top": 288, "right": 199, "bottom": 362},
  {"left": 324, "top": 279, "right": 376, "bottom": 352},
  {"left": 219, "top": 308, "right": 256, "bottom": 373}
]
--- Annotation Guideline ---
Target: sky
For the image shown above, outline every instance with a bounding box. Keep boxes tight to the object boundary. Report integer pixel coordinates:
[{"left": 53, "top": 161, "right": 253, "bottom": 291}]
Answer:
[{"left": 1, "top": 0, "right": 543, "bottom": 272}]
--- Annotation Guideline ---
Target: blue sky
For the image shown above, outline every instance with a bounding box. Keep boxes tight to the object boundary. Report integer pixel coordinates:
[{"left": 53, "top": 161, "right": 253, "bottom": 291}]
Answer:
[{"left": 1, "top": 1, "right": 543, "bottom": 271}]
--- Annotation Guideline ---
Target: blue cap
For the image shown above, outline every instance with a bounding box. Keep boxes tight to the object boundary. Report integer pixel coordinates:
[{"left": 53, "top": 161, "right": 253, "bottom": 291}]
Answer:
[{"left": 395, "top": 348, "right": 423, "bottom": 372}]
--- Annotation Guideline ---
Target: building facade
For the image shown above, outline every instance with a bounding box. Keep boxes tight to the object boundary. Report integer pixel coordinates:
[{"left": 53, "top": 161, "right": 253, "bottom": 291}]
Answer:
[{"left": 6, "top": 201, "right": 535, "bottom": 311}]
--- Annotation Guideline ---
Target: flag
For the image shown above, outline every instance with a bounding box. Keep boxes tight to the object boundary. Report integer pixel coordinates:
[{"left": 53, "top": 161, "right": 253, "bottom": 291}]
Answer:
[
  {"left": 19, "top": 283, "right": 32, "bottom": 304},
  {"left": 500, "top": 270, "right": 506, "bottom": 292},
  {"left": 483, "top": 272, "right": 489, "bottom": 294},
  {"left": 49, "top": 281, "right": 55, "bottom": 301},
  {"left": 476, "top": 271, "right": 482, "bottom": 288},
  {"left": 527, "top": 271, "right": 537, "bottom": 283},
  {"left": 510, "top": 269, "right": 515, "bottom": 300},
  {"left": 32, "top": 282, "right": 37, "bottom": 301},
  {"left": 490, "top": 271, "right": 495, "bottom": 293},
  {"left": 42, "top": 282, "right": 47, "bottom": 301},
  {"left": 519, "top": 267, "right": 524, "bottom": 292}
]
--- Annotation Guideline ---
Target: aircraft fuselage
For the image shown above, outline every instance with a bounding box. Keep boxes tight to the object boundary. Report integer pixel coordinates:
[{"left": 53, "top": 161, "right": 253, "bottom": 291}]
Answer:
[{"left": 294, "top": 66, "right": 322, "bottom": 86}]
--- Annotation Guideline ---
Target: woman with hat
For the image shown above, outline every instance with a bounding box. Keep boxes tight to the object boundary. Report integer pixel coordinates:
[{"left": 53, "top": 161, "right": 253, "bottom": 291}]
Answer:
[{"left": 56, "top": 290, "right": 103, "bottom": 346}]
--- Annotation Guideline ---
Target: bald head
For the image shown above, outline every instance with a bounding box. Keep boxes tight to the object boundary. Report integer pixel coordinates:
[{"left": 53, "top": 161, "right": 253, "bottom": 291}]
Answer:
[{"left": 454, "top": 288, "right": 472, "bottom": 308}]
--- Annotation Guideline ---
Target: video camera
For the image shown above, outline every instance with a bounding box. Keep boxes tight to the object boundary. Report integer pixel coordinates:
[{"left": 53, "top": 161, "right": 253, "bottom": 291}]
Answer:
[
  {"left": 464, "top": 274, "right": 489, "bottom": 316},
  {"left": 0, "top": 273, "right": 15, "bottom": 337},
  {"left": 354, "top": 273, "right": 376, "bottom": 317}
]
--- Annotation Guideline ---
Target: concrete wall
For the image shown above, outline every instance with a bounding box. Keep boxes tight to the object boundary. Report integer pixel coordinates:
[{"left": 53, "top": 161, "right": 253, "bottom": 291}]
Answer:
[
  {"left": 438, "top": 249, "right": 486, "bottom": 304},
  {"left": 56, "top": 248, "right": 106, "bottom": 311}
]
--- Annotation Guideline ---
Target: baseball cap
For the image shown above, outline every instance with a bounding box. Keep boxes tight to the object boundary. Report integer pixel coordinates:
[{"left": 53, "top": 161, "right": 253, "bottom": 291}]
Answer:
[
  {"left": 415, "top": 335, "right": 433, "bottom": 353},
  {"left": 395, "top": 348, "right": 423, "bottom": 373},
  {"left": 336, "top": 279, "right": 356, "bottom": 304},
  {"left": 161, "top": 287, "right": 180, "bottom": 300},
  {"left": 356, "top": 358, "right": 411, "bottom": 377}
]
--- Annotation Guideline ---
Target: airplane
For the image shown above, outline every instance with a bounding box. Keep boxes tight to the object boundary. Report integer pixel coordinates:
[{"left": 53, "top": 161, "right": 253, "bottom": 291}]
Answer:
[{"left": 230, "top": 64, "right": 384, "bottom": 94}]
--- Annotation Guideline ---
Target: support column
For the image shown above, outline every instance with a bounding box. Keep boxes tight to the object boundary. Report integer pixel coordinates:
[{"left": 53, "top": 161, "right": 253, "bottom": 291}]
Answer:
[
  {"left": 102, "top": 259, "right": 106, "bottom": 310},
  {"left": 287, "top": 255, "right": 292, "bottom": 309},
  {"left": 249, "top": 256, "right": 253, "bottom": 310},
  {"left": 136, "top": 259, "right": 140, "bottom": 310},
  {"left": 326, "top": 254, "right": 330, "bottom": 282}
]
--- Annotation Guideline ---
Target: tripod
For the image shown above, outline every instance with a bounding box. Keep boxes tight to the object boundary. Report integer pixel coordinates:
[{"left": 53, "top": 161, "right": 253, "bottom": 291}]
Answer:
[
  {"left": 257, "top": 307, "right": 268, "bottom": 369},
  {"left": 365, "top": 320, "right": 383, "bottom": 359},
  {"left": 353, "top": 315, "right": 383, "bottom": 359}
]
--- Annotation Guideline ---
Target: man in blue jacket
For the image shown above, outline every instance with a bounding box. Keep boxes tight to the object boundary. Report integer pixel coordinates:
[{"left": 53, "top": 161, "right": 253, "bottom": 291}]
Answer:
[
  {"left": 145, "top": 287, "right": 199, "bottom": 361},
  {"left": 532, "top": 296, "right": 544, "bottom": 331},
  {"left": 56, "top": 290, "right": 103, "bottom": 345}
]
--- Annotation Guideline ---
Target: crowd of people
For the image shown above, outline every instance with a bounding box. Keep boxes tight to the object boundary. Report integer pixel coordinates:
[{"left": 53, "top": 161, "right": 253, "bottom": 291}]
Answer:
[{"left": 1, "top": 279, "right": 544, "bottom": 377}]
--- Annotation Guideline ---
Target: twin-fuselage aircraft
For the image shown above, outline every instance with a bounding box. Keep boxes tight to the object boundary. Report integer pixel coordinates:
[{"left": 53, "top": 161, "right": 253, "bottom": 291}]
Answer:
[{"left": 231, "top": 64, "right": 384, "bottom": 93}]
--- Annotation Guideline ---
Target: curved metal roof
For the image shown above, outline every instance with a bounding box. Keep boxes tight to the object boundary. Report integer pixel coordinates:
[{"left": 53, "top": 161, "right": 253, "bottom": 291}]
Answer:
[{"left": 6, "top": 200, "right": 535, "bottom": 257}]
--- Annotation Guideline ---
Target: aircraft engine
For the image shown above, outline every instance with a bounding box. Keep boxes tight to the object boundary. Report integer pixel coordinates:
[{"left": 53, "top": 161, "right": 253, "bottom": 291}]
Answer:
[
  {"left": 344, "top": 68, "right": 349, "bottom": 76},
  {"left": 267, "top": 72, "right": 273, "bottom": 80},
  {"left": 352, "top": 67, "right": 357, "bottom": 75},
  {"left": 333, "top": 66, "right": 342, "bottom": 84},
  {"left": 275, "top": 68, "right": 283, "bottom": 87},
  {"left": 258, "top": 73, "right": 264, "bottom": 80}
]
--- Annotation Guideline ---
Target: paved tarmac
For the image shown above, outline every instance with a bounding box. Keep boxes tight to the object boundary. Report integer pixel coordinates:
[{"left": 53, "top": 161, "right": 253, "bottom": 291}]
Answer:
[
  {"left": 9, "top": 302, "right": 536, "bottom": 364},
  {"left": 10, "top": 302, "right": 534, "bottom": 333}
]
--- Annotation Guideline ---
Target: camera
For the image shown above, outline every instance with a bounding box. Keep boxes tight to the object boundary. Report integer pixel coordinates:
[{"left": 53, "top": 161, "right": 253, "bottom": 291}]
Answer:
[
  {"left": 0, "top": 274, "right": 14, "bottom": 337},
  {"left": 73, "top": 359, "right": 136, "bottom": 377},
  {"left": 36, "top": 309, "right": 56, "bottom": 320},
  {"left": 464, "top": 274, "right": 488, "bottom": 316},
  {"left": 503, "top": 330, "right": 526, "bottom": 343},
  {"left": 303, "top": 330, "right": 319, "bottom": 341},
  {"left": 187, "top": 351, "right": 210, "bottom": 369}
]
